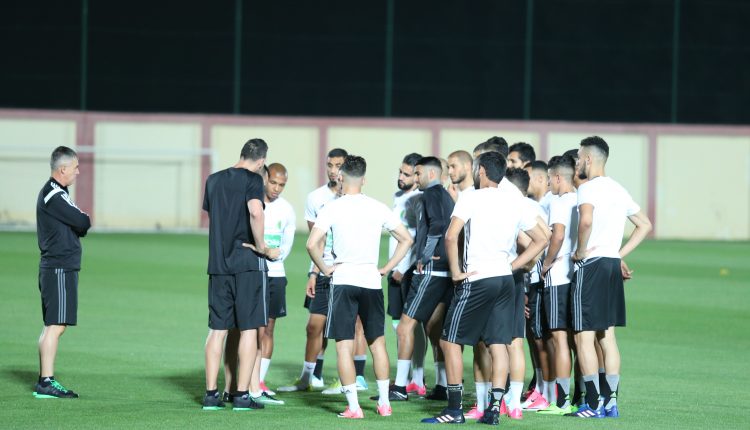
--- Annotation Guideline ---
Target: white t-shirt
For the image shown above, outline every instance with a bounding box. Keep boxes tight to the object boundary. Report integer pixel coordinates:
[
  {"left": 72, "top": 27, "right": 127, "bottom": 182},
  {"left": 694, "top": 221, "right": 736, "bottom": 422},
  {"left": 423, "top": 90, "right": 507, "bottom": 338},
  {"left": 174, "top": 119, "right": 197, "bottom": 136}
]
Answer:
[
  {"left": 539, "top": 191, "right": 554, "bottom": 215},
  {"left": 527, "top": 197, "right": 549, "bottom": 284},
  {"left": 389, "top": 189, "right": 421, "bottom": 274},
  {"left": 314, "top": 193, "right": 402, "bottom": 290},
  {"left": 498, "top": 177, "right": 525, "bottom": 199},
  {"left": 451, "top": 186, "right": 537, "bottom": 282},
  {"left": 305, "top": 185, "right": 336, "bottom": 266},
  {"left": 546, "top": 192, "right": 578, "bottom": 285},
  {"left": 577, "top": 177, "right": 640, "bottom": 259},
  {"left": 264, "top": 196, "right": 296, "bottom": 277}
]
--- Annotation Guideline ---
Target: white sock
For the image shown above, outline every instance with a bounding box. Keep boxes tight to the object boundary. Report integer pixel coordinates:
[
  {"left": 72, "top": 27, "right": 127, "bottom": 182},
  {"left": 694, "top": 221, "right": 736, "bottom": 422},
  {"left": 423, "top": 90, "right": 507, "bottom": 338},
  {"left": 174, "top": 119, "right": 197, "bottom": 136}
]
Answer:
[
  {"left": 541, "top": 380, "right": 549, "bottom": 402},
  {"left": 260, "top": 358, "right": 271, "bottom": 382},
  {"left": 343, "top": 383, "right": 360, "bottom": 412},
  {"left": 544, "top": 380, "right": 555, "bottom": 403},
  {"left": 395, "top": 360, "right": 411, "bottom": 387},
  {"left": 509, "top": 381, "right": 524, "bottom": 410},
  {"left": 411, "top": 366, "right": 425, "bottom": 387},
  {"left": 436, "top": 362, "right": 447, "bottom": 386},
  {"left": 251, "top": 390, "right": 263, "bottom": 398},
  {"left": 476, "top": 381, "right": 490, "bottom": 412},
  {"left": 535, "top": 368, "right": 543, "bottom": 392},
  {"left": 392, "top": 320, "right": 399, "bottom": 332},
  {"left": 300, "top": 361, "right": 316, "bottom": 383},
  {"left": 377, "top": 379, "right": 391, "bottom": 407}
]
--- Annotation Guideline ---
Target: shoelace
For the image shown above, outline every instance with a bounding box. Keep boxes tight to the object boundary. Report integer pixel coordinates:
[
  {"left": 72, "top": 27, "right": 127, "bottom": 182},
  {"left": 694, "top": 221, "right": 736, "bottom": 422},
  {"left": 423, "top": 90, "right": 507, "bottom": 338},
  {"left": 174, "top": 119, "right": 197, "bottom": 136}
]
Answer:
[{"left": 50, "top": 380, "right": 68, "bottom": 393}]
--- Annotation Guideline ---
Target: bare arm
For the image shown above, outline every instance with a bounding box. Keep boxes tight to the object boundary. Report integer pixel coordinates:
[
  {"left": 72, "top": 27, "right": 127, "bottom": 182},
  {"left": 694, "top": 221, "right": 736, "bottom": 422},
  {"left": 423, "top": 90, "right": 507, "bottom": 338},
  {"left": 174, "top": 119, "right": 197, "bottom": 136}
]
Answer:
[
  {"left": 511, "top": 223, "right": 549, "bottom": 272},
  {"left": 380, "top": 224, "right": 414, "bottom": 275},
  {"left": 619, "top": 210, "right": 652, "bottom": 259},
  {"left": 573, "top": 203, "right": 593, "bottom": 261},
  {"left": 306, "top": 227, "right": 331, "bottom": 276},
  {"left": 445, "top": 217, "right": 476, "bottom": 283},
  {"left": 542, "top": 223, "right": 565, "bottom": 274},
  {"left": 248, "top": 199, "right": 267, "bottom": 255}
]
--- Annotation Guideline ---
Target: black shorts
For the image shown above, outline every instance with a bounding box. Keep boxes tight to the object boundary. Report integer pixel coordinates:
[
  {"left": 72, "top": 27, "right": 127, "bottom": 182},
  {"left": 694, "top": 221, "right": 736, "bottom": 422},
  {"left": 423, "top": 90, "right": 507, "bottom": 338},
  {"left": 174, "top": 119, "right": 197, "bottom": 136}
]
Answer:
[
  {"left": 512, "top": 271, "right": 527, "bottom": 339},
  {"left": 308, "top": 274, "right": 332, "bottom": 316},
  {"left": 441, "top": 276, "right": 515, "bottom": 346},
  {"left": 208, "top": 271, "right": 267, "bottom": 331},
  {"left": 325, "top": 284, "right": 385, "bottom": 341},
  {"left": 544, "top": 283, "right": 571, "bottom": 330},
  {"left": 268, "top": 276, "right": 287, "bottom": 319},
  {"left": 39, "top": 268, "right": 78, "bottom": 326},
  {"left": 386, "top": 270, "right": 412, "bottom": 320},
  {"left": 571, "top": 257, "right": 626, "bottom": 332},
  {"left": 403, "top": 273, "right": 453, "bottom": 322},
  {"left": 527, "top": 282, "right": 545, "bottom": 339}
]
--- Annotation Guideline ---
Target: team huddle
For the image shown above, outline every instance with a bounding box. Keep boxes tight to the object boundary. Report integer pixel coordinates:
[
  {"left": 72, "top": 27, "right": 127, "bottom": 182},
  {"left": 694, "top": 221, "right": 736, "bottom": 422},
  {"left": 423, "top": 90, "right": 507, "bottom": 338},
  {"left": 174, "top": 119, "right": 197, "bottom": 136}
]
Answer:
[{"left": 33, "top": 135, "right": 652, "bottom": 424}]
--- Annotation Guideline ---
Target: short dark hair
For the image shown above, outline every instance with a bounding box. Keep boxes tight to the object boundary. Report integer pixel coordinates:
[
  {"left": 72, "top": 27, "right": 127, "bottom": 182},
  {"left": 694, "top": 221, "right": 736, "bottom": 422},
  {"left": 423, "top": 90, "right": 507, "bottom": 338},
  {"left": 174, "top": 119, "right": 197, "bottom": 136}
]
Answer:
[
  {"left": 328, "top": 148, "right": 348, "bottom": 159},
  {"left": 580, "top": 136, "right": 609, "bottom": 158},
  {"left": 548, "top": 154, "right": 576, "bottom": 180},
  {"left": 474, "top": 136, "right": 509, "bottom": 157},
  {"left": 402, "top": 152, "right": 423, "bottom": 167},
  {"left": 240, "top": 138, "right": 268, "bottom": 161},
  {"left": 341, "top": 155, "right": 366, "bottom": 178},
  {"left": 416, "top": 156, "right": 443, "bottom": 172},
  {"left": 562, "top": 149, "right": 579, "bottom": 161},
  {"left": 528, "top": 160, "right": 548, "bottom": 172},
  {"left": 50, "top": 146, "right": 78, "bottom": 170},
  {"left": 505, "top": 167, "right": 530, "bottom": 194},
  {"left": 476, "top": 151, "right": 507, "bottom": 183},
  {"left": 509, "top": 142, "right": 536, "bottom": 164}
]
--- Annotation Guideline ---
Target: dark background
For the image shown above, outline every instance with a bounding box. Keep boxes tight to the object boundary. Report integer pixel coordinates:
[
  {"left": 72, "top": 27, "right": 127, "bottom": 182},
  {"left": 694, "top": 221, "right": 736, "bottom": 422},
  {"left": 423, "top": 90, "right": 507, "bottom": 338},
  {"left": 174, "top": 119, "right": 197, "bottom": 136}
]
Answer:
[{"left": 1, "top": 0, "right": 747, "bottom": 124}]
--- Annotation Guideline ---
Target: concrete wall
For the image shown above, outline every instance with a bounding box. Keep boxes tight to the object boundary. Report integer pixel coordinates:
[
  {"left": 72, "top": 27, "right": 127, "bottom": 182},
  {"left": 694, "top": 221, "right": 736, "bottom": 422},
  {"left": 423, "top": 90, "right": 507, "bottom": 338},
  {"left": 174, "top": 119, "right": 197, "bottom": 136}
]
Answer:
[{"left": 1, "top": 109, "right": 748, "bottom": 240}]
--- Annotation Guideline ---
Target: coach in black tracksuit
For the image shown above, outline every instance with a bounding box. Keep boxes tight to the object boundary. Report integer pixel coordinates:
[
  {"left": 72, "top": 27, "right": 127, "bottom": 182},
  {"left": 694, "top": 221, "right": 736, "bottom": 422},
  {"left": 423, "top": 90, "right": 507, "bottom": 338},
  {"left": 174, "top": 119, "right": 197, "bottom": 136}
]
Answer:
[{"left": 34, "top": 146, "right": 91, "bottom": 399}]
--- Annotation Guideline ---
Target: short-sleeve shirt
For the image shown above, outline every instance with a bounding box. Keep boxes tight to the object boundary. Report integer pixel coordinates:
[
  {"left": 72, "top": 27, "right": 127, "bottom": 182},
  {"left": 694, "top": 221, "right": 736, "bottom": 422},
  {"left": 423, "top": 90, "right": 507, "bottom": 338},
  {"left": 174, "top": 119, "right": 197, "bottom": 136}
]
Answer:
[
  {"left": 264, "top": 196, "right": 296, "bottom": 277},
  {"left": 577, "top": 176, "right": 640, "bottom": 259},
  {"left": 203, "top": 167, "right": 265, "bottom": 275},
  {"left": 547, "top": 191, "right": 578, "bottom": 285},
  {"left": 527, "top": 197, "right": 550, "bottom": 283},
  {"left": 305, "top": 185, "right": 337, "bottom": 266},
  {"left": 451, "top": 186, "right": 537, "bottom": 282},
  {"left": 313, "top": 193, "right": 401, "bottom": 290}
]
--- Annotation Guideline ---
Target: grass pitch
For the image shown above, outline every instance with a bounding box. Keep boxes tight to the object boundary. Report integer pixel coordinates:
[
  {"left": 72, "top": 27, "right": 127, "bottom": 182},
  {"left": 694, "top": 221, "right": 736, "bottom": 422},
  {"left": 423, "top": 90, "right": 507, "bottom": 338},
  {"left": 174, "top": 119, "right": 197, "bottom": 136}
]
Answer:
[{"left": 0, "top": 232, "right": 748, "bottom": 429}]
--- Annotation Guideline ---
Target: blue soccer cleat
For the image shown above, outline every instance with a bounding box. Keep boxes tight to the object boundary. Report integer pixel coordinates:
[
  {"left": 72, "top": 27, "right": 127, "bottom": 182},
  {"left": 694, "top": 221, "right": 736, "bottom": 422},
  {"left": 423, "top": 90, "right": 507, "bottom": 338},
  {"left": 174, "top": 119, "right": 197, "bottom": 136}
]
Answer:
[
  {"left": 567, "top": 404, "right": 604, "bottom": 418},
  {"left": 605, "top": 405, "right": 619, "bottom": 418}
]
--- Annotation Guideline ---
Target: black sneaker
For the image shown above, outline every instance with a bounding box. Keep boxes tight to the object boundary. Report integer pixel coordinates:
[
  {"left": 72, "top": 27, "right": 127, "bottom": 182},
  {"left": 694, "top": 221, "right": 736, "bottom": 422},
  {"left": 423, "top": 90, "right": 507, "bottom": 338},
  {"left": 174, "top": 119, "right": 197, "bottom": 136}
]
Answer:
[
  {"left": 420, "top": 408, "right": 466, "bottom": 424},
  {"left": 478, "top": 404, "right": 500, "bottom": 425},
  {"left": 222, "top": 391, "right": 233, "bottom": 403},
  {"left": 232, "top": 393, "right": 264, "bottom": 410},
  {"left": 369, "top": 384, "right": 408, "bottom": 401},
  {"left": 202, "top": 392, "right": 225, "bottom": 410},
  {"left": 425, "top": 385, "right": 448, "bottom": 401},
  {"left": 33, "top": 380, "right": 78, "bottom": 399}
]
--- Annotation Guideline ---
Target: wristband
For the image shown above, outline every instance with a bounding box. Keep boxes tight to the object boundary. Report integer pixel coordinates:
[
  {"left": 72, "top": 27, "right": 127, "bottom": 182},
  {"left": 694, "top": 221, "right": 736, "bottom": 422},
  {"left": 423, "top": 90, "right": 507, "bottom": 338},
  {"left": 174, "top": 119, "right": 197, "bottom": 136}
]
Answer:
[{"left": 308, "top": 271, "right": 318, "bottom": 278}]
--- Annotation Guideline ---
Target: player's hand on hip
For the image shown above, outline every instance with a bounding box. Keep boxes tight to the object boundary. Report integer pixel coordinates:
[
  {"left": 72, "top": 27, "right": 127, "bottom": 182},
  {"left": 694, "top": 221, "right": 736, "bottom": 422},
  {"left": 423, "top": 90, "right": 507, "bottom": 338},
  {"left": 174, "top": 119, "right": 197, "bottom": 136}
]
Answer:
[
  {"left": 264, "top": 247, "right": 281, "bottom": 261},
  {"left": 321, "top": 264, "right": 335, "bottom": 277},
  {"left": 306, "top": 276, "right": 316, "bottom": 298},
  {"left": 392, "top": 270, "right": 403, "bottom": 283},
  {"left": 451, "top": 271, "right": 476, "bottom": 284},
  {"left": 620, "top": 260, "right": 634, "bottom": 280}
]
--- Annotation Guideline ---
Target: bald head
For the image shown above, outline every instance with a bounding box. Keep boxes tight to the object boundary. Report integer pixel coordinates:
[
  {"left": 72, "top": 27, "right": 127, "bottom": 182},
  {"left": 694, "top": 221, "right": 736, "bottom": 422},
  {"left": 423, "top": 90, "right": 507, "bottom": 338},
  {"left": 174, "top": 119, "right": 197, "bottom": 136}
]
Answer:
[
  {"left": 447, "top": 150, "right": 473, "bottom": 187},
  {"left": 265, "top": 162, "right": 289, "bottom": 202},
  {"left": 268, "top": 162, "right": 287, "bottom": 177}
]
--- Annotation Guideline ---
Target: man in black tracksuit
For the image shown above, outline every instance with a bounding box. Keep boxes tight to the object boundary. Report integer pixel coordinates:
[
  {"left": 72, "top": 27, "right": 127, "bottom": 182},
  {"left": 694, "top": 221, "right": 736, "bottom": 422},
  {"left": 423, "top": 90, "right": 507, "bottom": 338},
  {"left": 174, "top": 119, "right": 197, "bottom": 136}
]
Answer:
[{"left": 34, "top": 146, "right": 91, "bottom": 399}]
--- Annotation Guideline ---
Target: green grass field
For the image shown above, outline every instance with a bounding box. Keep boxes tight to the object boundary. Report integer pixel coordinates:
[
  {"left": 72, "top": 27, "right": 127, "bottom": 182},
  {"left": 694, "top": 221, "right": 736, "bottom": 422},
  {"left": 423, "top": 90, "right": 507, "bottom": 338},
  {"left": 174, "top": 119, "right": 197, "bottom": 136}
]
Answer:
[{"left": 1, "top": 232, "right": 748, "bottom": 429}]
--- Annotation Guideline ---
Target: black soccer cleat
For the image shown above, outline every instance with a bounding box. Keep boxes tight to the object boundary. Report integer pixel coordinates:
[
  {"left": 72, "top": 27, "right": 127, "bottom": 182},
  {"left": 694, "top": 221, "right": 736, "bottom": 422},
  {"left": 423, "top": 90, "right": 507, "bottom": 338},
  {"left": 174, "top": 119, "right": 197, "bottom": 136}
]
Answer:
[
  {"left": 232, "top": 393, "right": 264, "bottom": 410},
  {"left": 421, "top": 408, "right": 466, "bottom": 424},
  {"left": 425, "top": 385, "right": 448, "bottom": 401},
  {"left": 369, "top": 384, "right": 408, "bottom": 401},
  {"left": 222, "top": 391, "right": 234, "bottom": 403},
  {"left": 478, "top": 404, "right": 501, "bottom": 425},
  {"left": 33, "top": 380, "right": 79, "bottom": 399},
  {"left": 202, "top": 392, "right": 226, "bottom": 410}
]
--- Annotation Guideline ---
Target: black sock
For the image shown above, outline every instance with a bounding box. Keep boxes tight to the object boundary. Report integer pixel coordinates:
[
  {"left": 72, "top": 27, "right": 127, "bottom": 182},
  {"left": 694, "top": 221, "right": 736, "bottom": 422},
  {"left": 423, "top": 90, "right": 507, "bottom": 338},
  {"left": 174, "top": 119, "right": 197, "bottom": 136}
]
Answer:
[
  {"left": 354, "top": 357, "right": 365, "bottom": 377},
  {"left": 490, "top": 388, "right": 506, "bottom": 407},
  {"left": 572, "top": 380, "right": 583, "bottom": 405},
  {"left": 583, "top": 380, "right": 600, "bottom": 410},
  {"left": 504, "top": 376, "right": 510, "bottom": 393},
  {"left": 235, "top": 390, "right": 249, "bottom": 398},
  {"left": 599, "top": 372, "right": 612, "bottom": 403},
  {"left": 527, "top": 373, "right": 537, "bottom": 393},
  {"left": 313, "top": 357, "right": 324, "bottom": 380},
  {"left": 447, "top": 384, "right": 463, "bottom": 410},
  {"left": 38, "top": 376, "right": 53, "bottom": 386},
  {"left": 206, "top": 389, "right": 218, "bottom": 397},
  {"left": 556, "top": 383, "right": 567, "bottom": 408}
]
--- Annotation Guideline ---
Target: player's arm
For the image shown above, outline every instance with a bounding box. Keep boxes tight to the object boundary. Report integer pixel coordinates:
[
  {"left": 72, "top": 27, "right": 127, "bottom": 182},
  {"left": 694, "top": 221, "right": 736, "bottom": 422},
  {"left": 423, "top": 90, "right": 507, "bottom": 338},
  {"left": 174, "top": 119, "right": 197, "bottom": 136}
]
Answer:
[
  {"left": 445, "top": 216, "right": 475, "bottom": 283},
  {"left": 247, "top": 199, "right": 280, "bottom": 260},
  {"left": 380, "top": 224, "right": 414, "bottom": 275},
  {"left": 306, "top": 226, "right": 332, "bottom": 276},
  {"left": 47, "top": 193, "right": 92, "bottom": 237},
  {"left": 420, "top": 195, "right": 446, "bottom": 265},
  {"left": 279, "top": 212, "right": 296, "bottom": 261},
  {"left": 542, "top": 223, "right": 565, "bottom": 274},
  {"left": 619, "top": 210, "right": 652, "bottom": 259},
  {"left": 511, "top": 223, "right": 548, "bottom": 272},
  {"left": 573, "top": 203, "right": 593, "bottom": 261}
]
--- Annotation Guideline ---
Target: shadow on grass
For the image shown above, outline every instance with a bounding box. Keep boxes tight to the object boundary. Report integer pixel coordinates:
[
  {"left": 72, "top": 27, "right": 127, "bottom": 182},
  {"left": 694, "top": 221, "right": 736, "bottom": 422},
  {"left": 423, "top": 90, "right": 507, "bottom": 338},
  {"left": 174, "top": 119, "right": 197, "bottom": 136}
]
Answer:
[
  {"left": 159, "top": 369, "right": 205, "bottom": 405},
  {"left": 2, "top": 367, "right": 37, "bottom": 391}
]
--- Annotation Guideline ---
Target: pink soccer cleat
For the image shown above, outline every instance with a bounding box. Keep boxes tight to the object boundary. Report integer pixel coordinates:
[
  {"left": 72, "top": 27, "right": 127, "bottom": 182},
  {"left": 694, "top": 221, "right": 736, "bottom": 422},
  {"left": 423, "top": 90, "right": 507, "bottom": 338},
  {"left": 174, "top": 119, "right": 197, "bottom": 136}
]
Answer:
[
  {"left": 376, "top": 404, "right": 392, "bottom": 416},
  {"left": 500, "top": 399, "right": 508, "bottom": 416},
  {"left": 521, "top": 389, "right": 542, "bottom": 409},
  {"left": 338, "top": 407, "right": 364, "bottom": 419},
  {"left": 508, "top": 408, "right": 523, "bottom": 420},
  {"left": 523, "top": 394, "right": 550, "bottom": 411},
  {"left": 464, "top": 404, "right": 484, "bottom": 419},
  {"left": 405, "top": 382, "right": 427, "bottom": 396}
]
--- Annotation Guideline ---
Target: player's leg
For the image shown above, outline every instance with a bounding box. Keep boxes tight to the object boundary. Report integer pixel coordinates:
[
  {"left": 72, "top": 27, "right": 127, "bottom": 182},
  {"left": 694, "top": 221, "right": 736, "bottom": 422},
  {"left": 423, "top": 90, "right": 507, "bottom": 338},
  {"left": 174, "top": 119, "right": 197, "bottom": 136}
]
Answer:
[
  {"left": 327, "top": 284, "right": 363, "bottom": 418},
  {"left": 353, "top": 317, "right": 369, "bottom": 390},
  {"left": 466, "top": 342, "right": 491, "bottom": 419},
  {"left": 408, "top": 322, "right": 428, "bottom": 395},
  {"left": 394, "top": 314, "right": 418, "bottom": 390},
  {"left": 223, "top": 329, "right": 239, "bottom": 395},
  {"left": 260, "top": 318, "right": 276, "bottom": 388},
  {"left": 598, "top": 327, "right": 621, "bottom": 416},
  {"left": 425, "top": 302, "right": 448, "bottom": 400}
]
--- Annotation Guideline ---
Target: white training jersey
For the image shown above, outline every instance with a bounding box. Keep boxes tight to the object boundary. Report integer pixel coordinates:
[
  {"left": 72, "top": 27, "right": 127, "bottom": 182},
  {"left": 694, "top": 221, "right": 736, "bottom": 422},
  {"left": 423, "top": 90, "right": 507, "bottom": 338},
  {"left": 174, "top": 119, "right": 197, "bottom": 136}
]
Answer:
[
  {"left": 314, "top": 193, "right": 402, "bottom": 290},
  {"left": 389, "top": 188, "right": 421, "bottom": 274},
  {"left": 546, "top": 192, "right": 578, "bottom": 285},
  {"left": 451, "top": 186, "right": 537, "bottom": 282},
  {"left": 305, "top": 185, "right": 337, "bottom": 267},
  {"left": 264, "top": 196, "right": 296, "bottom": 277},
  {"left": 528, "top": 197, "right": 550, "bottom": 284},
  {"left": 577, "top": 176, "right": 640, "bottom": 259},
  {"left": 539, "top": 191, "right": 554, "bottom": 216}
]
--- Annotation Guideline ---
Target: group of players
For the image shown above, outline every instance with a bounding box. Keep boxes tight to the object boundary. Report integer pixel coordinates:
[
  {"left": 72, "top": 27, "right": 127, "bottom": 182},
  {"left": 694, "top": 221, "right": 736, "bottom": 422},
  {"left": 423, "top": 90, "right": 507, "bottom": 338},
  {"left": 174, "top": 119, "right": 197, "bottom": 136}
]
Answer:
[{"left": 199, "top": 134, "right": 652, "bottom": 424}]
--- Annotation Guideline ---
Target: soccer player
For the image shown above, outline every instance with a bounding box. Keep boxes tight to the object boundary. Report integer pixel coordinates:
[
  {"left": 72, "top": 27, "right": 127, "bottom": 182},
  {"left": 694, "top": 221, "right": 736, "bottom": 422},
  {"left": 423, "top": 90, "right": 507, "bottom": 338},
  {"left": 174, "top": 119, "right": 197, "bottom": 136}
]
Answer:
[
  {"left": 570, "top": 136, "right": 652, "bottom": 418},
  {"left": 34, "top": 146, "right": 92, "bottom": 399},
  {"left": 421, "top": 151, "right": 547, "bottom": 425},
  {"left": 202, "top": 138, "right": 280, "bottom": 411},
  {"left": 307, "top": 155, "right": 413, "bottom": 418},
  {"left": 386, "top": 153, "right": 426, "bottom": 396},
  {"left": 389, "top": 157, "right": 455, "bottom": 402},
  {"left": 537, "top": 154, "right": 578, "bottom": 415},
  {"left": 258, "top": 163, "right": 295, "bottom": 398},
  {"left": 446, "top": 150, "right": 474, "bottom": 201},
  {"left": 507, "top": 142, "right": 536, "bottom": 168},
  {"left": 472, "top": 136, "right": 508, "bottom": 159}
]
